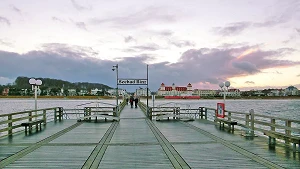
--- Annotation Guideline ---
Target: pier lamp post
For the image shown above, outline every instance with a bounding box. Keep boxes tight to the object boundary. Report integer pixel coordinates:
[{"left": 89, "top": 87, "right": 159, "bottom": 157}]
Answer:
[
  {"left": 29, "top": 78, "right": 42, "bottom": 120},
  {"left": 112, "top": 64, "right": 119, "bottom": 108},
  {"left": 219, "top": 81, "right": 230, "bottom": 104}
]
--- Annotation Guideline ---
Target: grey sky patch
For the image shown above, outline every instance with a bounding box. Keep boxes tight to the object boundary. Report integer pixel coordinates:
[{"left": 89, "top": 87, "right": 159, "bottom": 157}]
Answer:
[
  {"left": 52, "top": 17, "right": 65, "bottom": 23},
  {"left": 129, "top": 43, "right": 161, "bottom": 52},
  {"left": 297, "top": 74, "right": 300, "bottom": 77},
  {"left": 90, "top": 6, "right": 177, "bottom": 28},
  {"left": 245, "top": 81, "right": 255, "bottom": 85},
  {"left": 218, "top": 42, "right": 249, "bottom": 49},
  {"left": 169, "top": 40, "right": 195, "bottom": 48},
  {"left": 10, "top": 5, "right": 22, "bottom": 15},
  {"left": 75, "top": 22, "right": 87, "bottom": 31},
  {"left": 41, "top": 43, "right": 98, "bottom": 57},
  {"left": 232, "top": 61, "right": 260, "bottom": 74},
  {"left": 296, "top": 28, "right": 300, "bottom": 34},
  {"left": 124, "top": 36, "right": 136, "bottom": 43},
  {"left": 0, "top": 16, "right": 10, "bottom": 26},
  {"left": 71, "top": 0, "right": 91, "bottom": 11},
  {"left": 0, "top": 39, "right": 13, "bottom": 47},
  {"left": 212, "top": 22, "right": 251, "bottom": 36}
]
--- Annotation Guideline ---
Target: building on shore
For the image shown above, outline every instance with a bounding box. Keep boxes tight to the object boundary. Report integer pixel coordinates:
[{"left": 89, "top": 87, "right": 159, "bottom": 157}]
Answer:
[
  {"left": 193, "top": 89, "right": 217, "bottom": 97},
  {"left": 219, "top": 89, "right": 241, "bottom": 97},
  {"left": 135, "top": 88, "right": 151, "bottom": 96},
  {"left": 157, "top": 83, "right": 193, "bottom": 96},
  {"left": 285, "top": 86, "right": 298, "bottom": 96}
]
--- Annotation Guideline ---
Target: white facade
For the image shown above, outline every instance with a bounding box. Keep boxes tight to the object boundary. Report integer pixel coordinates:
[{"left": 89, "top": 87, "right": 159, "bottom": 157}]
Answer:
[
  {"left": 157, "top": 83, "right": 193, "bottom": 96},
  {"left": 136, "top": 88, "right": 151, "bottom": 96},
  {"left": 193, "top": 89, "right": 217, "bottom": 96},
  {"left": 285, "top": 86, "right": 298, "bottom": 96},
  {"left": 68, "top": 89, "right": 77, "bottom": 96},
  {"left": 91, "top": 88, "right": 101, "bottom": 95},
  {"left": 219, "top": 89, "right": 241, "bottom": 97},
  {"left": 107, "top": 89, "right": 126, "bottom": 96}
]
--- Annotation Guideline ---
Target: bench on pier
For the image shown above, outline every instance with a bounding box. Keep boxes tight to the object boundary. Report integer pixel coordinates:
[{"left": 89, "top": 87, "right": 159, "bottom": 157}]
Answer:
[
  {"left": 77, "top": 114, "right": 119, "bottom": 122},
  {"left": 263, "top": 130, "right": 300, "bottom": 152},
  {"left": 21, "top": 119, "right": 45, "bottom": 134},
  {"left": 215, "top": 118, "right": 237, "bottom": 132},
  {"left": 156, "top": 113, "right": 194, "bottom": 121}
]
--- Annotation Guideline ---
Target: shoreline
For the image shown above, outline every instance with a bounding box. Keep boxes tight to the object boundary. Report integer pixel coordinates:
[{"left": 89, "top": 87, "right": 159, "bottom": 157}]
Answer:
[{"left": 0, "top": 96, "right": 300, "bottom": 100}]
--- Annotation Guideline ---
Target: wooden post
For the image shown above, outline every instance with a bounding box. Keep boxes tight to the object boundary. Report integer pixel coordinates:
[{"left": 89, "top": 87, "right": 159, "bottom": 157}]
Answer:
[
  {"left": 285, "top": 120, "right": 291, "bottom": 144},
  {"left": 245, "top": 114, "right": 249, "bottom": 127},
  {"left": 173, "top": 108, "right": 176, "bottom": 119},
  {"left": 199, "top": 107, "right": 203, "bottom": 119},
  {"left": 43, "top": 110, "right": 47, "bottom": 125},
  {"left": 250, "top": 109, "right": 255, "bottom": 136},
  {"left": 59, "top": 107, "right": 63, "bottom": 121},
  {"left": 8, "top": 114, "right": 12, "bottom": 136},
  {"left": 89, "top": 108, "right": 91, "bottom": 121},
  {"left": 269, "top": 118, "right": 276, "bottom": 144},
  {"left": 228, "top": 111, "right": 232, "bottom": 128},
  {"left": 113, "top": 107, "right": 116, "bottom": 117},
  {"left": 29, "top": 112, "right": 32, "bottom": 122},
  {"left": 204, "top": 108, "right": 207, "bottom": 120},
  {"left": 54, "top": 108, "right": 57, "bottom": 122},
  {"left": 149, "top": 107, "right": 152, "bottom": 120}
]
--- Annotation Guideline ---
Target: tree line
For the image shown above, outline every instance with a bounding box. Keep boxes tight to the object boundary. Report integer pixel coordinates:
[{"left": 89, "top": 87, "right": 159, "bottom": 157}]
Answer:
[{"left": 0, "top": 76, "right": 112, "bottom": 96}]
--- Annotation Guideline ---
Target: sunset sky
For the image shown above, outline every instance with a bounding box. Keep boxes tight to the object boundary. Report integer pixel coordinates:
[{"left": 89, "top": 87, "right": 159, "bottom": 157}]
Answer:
[{"left": 0, "top": 0, "right": 300, "bottom": 91}]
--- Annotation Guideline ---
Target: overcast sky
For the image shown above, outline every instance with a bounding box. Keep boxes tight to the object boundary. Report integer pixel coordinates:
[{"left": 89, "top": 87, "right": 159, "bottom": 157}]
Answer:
[{"left": 0, "top": 0, "right": 300, "bottom": 91}]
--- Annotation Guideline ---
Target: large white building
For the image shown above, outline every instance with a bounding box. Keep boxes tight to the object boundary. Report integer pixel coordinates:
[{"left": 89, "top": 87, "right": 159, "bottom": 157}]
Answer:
[
  {"left": 285, "top": 86, "right": 298, "bottom": 96},
  {"left": 219, "top": 89, "right": 241, "bottom": 97},
  {"left": 157, "top": 83, "right": 193, "bottom": 96},
  {"left": 136, "top": 88, "right": 151, "bottom": 96},
  {"left": 193, "top": 89, "right": 217, "bottom": 96}
]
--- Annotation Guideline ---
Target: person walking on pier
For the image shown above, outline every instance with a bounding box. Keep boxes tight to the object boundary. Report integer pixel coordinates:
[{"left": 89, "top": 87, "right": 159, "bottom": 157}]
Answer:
[
  {"left": 134, "top": 96, "right": 139, "bottom": 108},
  {"left": 129, "top": 95, "right": 134, "bottom": 108}
]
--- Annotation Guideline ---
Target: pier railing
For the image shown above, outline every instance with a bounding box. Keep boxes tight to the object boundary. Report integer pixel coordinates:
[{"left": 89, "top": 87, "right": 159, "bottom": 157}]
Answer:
[
  {"left": 139, "top": 101, "right": 300, "bottom": 151},
  {"left": 62, "top": 100, "right": 127, "bottom": 119},
  {"left": 0, "top": 107, "right": 62, "bottom": 138}
]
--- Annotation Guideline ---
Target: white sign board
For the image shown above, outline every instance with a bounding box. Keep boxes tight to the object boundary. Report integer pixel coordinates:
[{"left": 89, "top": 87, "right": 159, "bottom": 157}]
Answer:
[{"left": 118, "top": 79, "right": 148, "bottom": 85}]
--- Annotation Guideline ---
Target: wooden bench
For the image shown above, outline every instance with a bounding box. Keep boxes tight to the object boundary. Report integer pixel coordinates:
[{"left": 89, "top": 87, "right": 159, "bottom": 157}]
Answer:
[
  {"left": 21, "top": 119, "right": 44, "bottom": 134},
  {"left": 215, "top": 118, "right": 237, "bottom": 132}
]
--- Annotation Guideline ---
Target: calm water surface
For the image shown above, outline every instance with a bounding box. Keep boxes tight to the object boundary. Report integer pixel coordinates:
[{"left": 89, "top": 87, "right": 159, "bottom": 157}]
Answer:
[{"left": 0, "top": 98, "right": 299, "bottom": 120}]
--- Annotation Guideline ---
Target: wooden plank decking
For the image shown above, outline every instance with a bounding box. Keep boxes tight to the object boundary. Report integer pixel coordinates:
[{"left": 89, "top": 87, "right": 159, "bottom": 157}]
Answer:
[{"left": 0, "top": 106, "right": 299, "bottom": 168}]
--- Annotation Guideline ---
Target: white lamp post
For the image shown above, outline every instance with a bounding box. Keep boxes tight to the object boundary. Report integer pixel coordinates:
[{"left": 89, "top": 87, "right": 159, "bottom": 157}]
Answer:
[
  {"left": 219, "top": 81, "right": 230, "bottom": 104},
  {"left": 29, "top": 78, "right": 42, "bottom": 120},
  {"left": 112, "top": 64, "right": 119, "bottom": 108}
]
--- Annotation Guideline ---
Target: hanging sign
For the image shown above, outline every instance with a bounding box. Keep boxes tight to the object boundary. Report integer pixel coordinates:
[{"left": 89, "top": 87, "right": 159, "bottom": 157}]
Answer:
[
  {"left": 117, "top": 79, "right": 148, "bottom": 85},
  {"left": 217, "top": 103, "right": 225, "bottom": 118}
]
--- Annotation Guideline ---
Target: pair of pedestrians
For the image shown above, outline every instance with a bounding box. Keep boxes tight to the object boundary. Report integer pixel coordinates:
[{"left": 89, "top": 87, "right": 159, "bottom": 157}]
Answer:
[{"left": 129, "top": 95, "right": 139, "bottom": 108}]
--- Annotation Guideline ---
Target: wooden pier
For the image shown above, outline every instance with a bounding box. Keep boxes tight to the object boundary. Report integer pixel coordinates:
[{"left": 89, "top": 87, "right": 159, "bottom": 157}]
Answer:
[{"left": 0, "top": 103, "right": 300, "bottom": 168}]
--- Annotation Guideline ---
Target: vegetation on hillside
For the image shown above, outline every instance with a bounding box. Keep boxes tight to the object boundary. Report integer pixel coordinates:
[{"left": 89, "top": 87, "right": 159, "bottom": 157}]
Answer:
[{"left": 1, "top": 76, "right": 112, "bottom": 96}]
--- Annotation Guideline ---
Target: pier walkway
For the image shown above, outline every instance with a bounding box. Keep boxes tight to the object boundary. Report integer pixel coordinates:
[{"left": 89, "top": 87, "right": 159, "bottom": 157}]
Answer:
[{"left": 0, "top": 106, "right": 300, "bottom": 168}]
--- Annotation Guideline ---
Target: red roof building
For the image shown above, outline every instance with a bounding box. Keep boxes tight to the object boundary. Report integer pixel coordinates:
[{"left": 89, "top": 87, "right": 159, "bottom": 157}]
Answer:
[{"left": 157, "top": 83, "right": 193, "bottom": 96}]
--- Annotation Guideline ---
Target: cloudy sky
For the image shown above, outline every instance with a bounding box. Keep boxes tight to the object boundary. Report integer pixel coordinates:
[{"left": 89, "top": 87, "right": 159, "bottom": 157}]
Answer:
[{"left": 0, "top": 0, "right": 300, "bottom": 91}]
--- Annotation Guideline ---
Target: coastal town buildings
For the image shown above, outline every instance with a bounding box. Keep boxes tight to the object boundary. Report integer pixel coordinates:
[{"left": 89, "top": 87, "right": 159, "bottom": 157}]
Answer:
[
  {"left": 219, "top": 89, "right": 241, "bottom": 97},
  {"left": 285, "top": 86, "right": 298, "bottom": 96},
  {"left": 135, "top": 88, "right": 151, "bottom": 96},
  {"left": 193, "top": 89, "right": 217, "bottom": 97}
]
